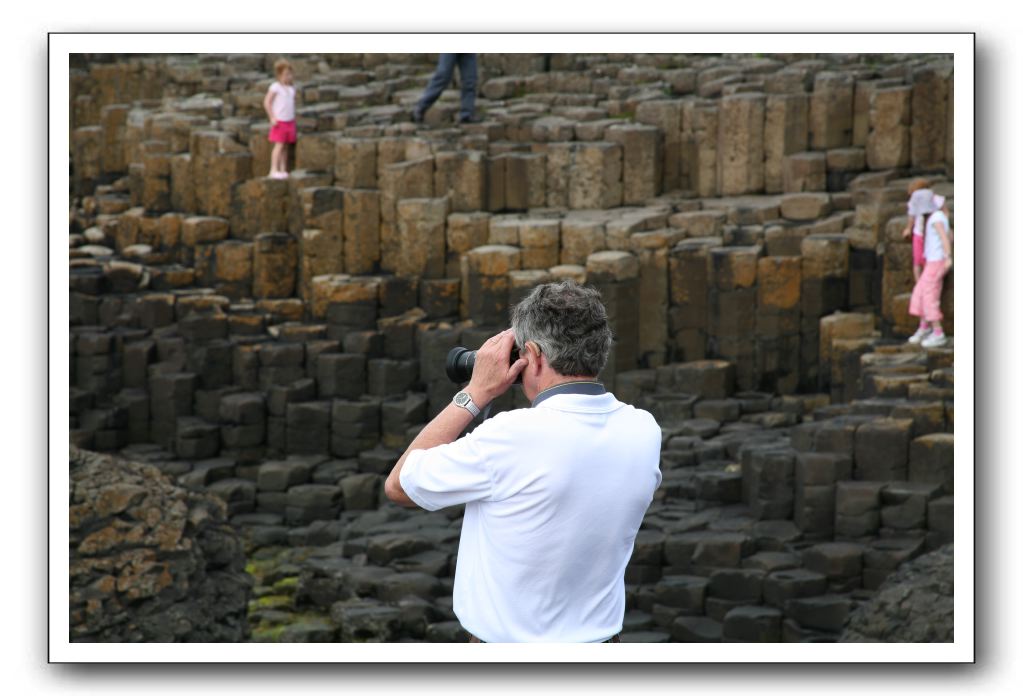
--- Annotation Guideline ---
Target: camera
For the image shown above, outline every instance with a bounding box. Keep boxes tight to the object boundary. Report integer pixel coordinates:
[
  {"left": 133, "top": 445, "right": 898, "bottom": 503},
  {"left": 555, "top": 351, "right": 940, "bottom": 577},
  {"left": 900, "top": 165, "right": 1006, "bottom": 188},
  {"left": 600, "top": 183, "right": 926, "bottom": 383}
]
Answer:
[{"left": 445, "top": 346, "right": 522, "bottom": 384}]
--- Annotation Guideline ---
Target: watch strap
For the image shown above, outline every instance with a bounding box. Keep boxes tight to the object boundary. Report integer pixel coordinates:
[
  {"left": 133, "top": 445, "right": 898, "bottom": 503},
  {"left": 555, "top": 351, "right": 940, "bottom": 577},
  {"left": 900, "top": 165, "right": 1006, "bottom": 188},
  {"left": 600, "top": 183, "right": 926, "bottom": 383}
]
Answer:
[{"left": 454, "top": 391, "right": 481, "bottom": 417}]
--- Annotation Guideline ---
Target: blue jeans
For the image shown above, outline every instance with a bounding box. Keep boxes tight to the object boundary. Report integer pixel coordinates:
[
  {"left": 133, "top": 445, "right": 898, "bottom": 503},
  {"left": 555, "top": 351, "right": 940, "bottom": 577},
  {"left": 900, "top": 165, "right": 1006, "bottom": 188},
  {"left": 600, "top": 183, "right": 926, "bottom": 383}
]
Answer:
[{"left": 415, "top": 53, "right": 477, "bottom": 120}]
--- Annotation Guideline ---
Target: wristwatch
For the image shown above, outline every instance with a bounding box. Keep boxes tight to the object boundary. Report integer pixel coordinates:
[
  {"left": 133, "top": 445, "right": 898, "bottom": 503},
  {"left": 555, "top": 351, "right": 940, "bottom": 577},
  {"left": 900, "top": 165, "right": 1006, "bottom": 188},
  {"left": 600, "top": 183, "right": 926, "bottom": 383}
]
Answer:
[{"left": 452, "top": 390, "right": 481, "bottom": 418}]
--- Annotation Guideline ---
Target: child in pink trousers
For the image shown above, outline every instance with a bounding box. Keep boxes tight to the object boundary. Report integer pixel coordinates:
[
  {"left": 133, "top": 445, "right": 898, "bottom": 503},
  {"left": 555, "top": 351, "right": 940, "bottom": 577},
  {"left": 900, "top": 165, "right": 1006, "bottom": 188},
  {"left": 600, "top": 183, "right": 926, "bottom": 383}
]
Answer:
[
  {"left": 906, "top": 190, "right": 953, "bottom": 348},
  {"left": 902, "top": 178, "right": 930, "bottom": 283},
  {"left": 263, "top": 58, "right": 296, "bottom": 179}
]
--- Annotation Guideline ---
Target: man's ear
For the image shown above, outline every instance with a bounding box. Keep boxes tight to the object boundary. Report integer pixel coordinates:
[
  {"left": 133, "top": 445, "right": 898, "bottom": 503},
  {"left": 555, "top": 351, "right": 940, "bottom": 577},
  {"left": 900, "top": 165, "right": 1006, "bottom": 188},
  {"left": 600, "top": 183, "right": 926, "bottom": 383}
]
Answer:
[{"left": 525, "top": 341, "right": 542, "bottom": 370}]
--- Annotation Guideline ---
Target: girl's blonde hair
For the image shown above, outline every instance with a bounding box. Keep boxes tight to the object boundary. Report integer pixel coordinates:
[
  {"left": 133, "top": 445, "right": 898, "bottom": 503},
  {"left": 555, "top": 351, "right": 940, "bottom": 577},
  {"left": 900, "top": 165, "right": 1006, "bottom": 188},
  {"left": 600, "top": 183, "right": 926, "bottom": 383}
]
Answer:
[
  {"left": 274, "top": 58, "right": 293, "bottom": 77},
  {"left": 907, "top": 177, "right": 929, "bottom": 196}
]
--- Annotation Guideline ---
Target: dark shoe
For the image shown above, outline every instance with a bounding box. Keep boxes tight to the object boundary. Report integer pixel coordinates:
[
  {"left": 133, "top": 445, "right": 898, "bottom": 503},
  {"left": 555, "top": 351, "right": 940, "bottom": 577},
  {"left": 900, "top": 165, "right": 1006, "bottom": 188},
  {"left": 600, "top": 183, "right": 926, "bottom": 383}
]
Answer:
[
  {"left": 457, "top": 114, "right": 481, "bottom": 124},
  {"left": 411, "top": 109, "right": 424, "bottom": 124}
]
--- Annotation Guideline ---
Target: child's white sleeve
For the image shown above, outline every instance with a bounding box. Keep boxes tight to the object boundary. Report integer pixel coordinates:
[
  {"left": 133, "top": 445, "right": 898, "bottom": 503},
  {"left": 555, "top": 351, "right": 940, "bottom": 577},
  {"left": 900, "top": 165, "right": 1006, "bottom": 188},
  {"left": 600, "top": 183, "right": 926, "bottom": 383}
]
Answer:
[{"left": 913, "top": 215, "right": 924, "bottom": 236}]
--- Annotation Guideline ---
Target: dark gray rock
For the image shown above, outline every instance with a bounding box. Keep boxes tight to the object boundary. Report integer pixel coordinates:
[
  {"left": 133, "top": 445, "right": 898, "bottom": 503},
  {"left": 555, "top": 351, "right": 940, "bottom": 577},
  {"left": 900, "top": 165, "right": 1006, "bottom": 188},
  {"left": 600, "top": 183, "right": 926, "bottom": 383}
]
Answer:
[
  {"left": 840, "top": 544, "right": 953, "bottom": 642},
  {"left": 69, "top": 446, "right": 251, "bottom": 642}
]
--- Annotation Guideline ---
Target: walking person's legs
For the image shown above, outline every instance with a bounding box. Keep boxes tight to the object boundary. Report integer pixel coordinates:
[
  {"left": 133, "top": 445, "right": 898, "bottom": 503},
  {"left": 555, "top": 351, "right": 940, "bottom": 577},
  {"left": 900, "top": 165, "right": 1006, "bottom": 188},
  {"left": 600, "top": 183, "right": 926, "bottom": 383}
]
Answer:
[
  {"left": 456, "top": 53, "right": 478, "bottom": 122},
  {"left": 415, "top": 53, "right": 457, "bottom": 121},
  {"left": 918, "top": 262, "right": 948, "bottom": 347}
]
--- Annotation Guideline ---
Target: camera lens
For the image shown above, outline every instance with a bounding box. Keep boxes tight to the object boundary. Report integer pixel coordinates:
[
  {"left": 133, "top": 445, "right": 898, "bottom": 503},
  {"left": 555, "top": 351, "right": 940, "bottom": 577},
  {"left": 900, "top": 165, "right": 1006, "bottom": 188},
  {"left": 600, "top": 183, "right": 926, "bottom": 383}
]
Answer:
[
  {"left": 445, "top": 345, "right": 523, "bottom": 385},
  {"left": 445, "top": 347, "right": 476, "bottom": 383}
]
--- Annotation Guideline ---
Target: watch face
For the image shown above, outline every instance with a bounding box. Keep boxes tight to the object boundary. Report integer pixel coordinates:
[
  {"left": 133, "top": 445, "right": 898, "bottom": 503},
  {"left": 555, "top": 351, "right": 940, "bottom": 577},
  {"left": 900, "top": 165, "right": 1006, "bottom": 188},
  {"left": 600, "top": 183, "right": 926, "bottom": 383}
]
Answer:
[{"left": 454, "top": 392, "right": 469, "bottom": 406}]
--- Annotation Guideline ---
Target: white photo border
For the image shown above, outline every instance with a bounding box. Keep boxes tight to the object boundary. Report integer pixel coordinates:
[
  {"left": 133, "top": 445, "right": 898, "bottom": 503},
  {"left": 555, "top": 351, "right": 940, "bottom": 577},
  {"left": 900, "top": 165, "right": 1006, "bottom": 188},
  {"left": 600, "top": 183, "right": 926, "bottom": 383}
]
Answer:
[{"left": 50, "top": 31, "right": 974, "bottom": 664}]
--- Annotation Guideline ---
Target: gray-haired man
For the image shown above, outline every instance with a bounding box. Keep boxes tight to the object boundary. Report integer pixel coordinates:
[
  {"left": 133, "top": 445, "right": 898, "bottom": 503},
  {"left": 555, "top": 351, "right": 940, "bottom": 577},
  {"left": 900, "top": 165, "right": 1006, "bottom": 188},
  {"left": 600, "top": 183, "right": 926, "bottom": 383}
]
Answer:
[{"left": 385, "top": 281, "right": 662, "bottom": 643}]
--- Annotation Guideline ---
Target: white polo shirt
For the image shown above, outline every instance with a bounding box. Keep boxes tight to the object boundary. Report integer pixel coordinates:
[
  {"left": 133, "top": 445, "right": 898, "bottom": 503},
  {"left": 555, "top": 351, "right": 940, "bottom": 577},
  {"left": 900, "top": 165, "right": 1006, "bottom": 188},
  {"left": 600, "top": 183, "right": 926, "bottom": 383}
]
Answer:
[{"left": 399, "top": 386, "right": 662, "bottom": 643}]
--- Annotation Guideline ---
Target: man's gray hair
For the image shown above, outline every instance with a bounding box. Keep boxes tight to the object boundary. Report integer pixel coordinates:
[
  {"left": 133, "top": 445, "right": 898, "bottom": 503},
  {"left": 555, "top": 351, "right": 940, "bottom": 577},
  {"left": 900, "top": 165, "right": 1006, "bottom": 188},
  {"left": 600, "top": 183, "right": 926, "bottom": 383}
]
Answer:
[{"left": 510, "top": 280, "right": 613, "bottom": 377}]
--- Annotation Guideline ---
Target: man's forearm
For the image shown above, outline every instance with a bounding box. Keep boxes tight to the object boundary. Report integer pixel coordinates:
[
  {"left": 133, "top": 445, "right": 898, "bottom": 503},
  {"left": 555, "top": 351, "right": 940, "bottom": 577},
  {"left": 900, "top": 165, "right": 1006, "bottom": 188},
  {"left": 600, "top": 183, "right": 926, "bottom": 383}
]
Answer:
[{"left": 384, "top": 402, "right": 475, "bottom": 507}]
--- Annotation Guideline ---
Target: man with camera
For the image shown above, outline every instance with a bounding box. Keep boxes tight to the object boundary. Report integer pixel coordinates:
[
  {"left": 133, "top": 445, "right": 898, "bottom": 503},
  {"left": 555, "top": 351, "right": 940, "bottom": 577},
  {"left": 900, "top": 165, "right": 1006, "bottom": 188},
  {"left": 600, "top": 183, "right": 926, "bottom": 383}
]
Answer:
[{"left": 385, "top": 281, "right": 662, "bottom": 643}]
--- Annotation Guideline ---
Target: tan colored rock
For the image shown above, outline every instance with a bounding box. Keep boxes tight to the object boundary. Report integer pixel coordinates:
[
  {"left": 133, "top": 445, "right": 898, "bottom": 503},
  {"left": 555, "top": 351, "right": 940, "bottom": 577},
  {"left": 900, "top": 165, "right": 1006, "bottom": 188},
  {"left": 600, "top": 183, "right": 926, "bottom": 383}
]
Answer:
[
  {"left": 544, "top": 143, "right": 574, "bottom": 208},
  {"left": 820, "top": 312, "right": 875, "bottom": 373},
  {"left": 299, "top": 228, "right": 344, "bottom": 301},
  {"left": 182, "top": 216, "right": 229, "bottom": 246},
  {"left": 446, "top": 212, "right": 491, "bottom": 277},
  {"left": 867, "top": 86, "right": 911, "bottom": 170},
  {"left": 801, "top": 234, "right": 849, "bottom": 279},
  {"left": 99, "top": 104, "right": 129, "bottom": 174},
  {"left": 548, "top": 264, "right": 587, "bottom": 284},
  {"left": 488, "top": 217, "right": 521, "bottom": 246},
  {"left": 502, "top": 153, "right": 546, "bottom": 210},
  {"left": 781, "top": 193, "right": 833, "bottom": 221},
  {"left": 607, "top": 123, "right": 662, "bottom": 204},
  {"left": 395, "top": 197, "right": 448, "bottom": 280},
  {"left": 669, "top": 210, "right": 727, "bottom": 238},
  {"left": 197, "top": 152, "right": 252, "bottom": 218},
  {"left": 560, "top": 217, "right": 607, "bottom": 266},
  {"left": 309, "top": 274, "right": 380, "bottom": 320},
  {"left": 569, "top": 143, "right": 623, "bottom": 209},
  {"left": 375, "top": 136, "right": 409, "bottom": 181},
  {"left": 252, "top": 233, "right": 297, "bottom": 299},
  {"left": 764, "top": 94, "right": 809, "bottom": 193},
  {"left": 519, "top": 219, "right": 561, "bottom": 270},
  {"left": 295, "top": 132, "right": 337, "bottom": 173},
  {"left": 910, "top": 64, "right": 953, "bottom": 169},
  {"left": 169, "top": 153, "right": 196, "bottom": 214},
  {"left": 290, "top": 185, "right": 342, "bottom": 238},
  {"left": 380, "top": 156, "right": 434, "bottom": 225},
  {"left": 636, "top": 99, "right": 684, "bottom": 192},
  {"left": 757, "top": 256, "right": 801, "bottom": 311},
  {"left": 630, "top": 231, "right": 674, "bottom": 368},
  {"left": 585, "top": 250, "right": 639, "bottom": 282},
  {"left": 690, "top": 102, "right": 720, "bottom": 198},
  {"left": 717, "top": 93, "right": 766, "bottom": 196},
  {"left": 827, "top": 147, "right": 866, "bottom": 172},
  {"left": 845, "top": 226, "right": 880, "bottom": 251},
  {"left": 783, "top": 152, "right": 826, "bottom": 193},
  {"left": 434, "top": 150, "right": 487, "bottom": 212},
  {"left": 214, "top": 240, "right": 253, "bottom": 283},
  {"left": 466, "top": 245, "right": 521, "bottom": 277},
  {"left": 231, "top": 178, "right": 292, "bottom": 240},
  {"left": 809, "top": 72, "right": 854, "bottom": 150},
  {"left": 708, "top": 245, "right": 761, "bottom": 289},
  {"left": 334, "top": 138, "right": 377, "bottom": 188},
  {"left": 342, "top": 189, "right": 380, "bottom": 275}
]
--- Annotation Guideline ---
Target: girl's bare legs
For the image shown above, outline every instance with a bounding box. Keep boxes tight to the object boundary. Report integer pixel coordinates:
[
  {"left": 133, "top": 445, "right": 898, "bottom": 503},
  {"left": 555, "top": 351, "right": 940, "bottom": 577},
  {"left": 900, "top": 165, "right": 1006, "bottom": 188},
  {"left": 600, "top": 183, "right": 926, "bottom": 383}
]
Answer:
[
  {"left": 280, "top": 144, "right": 289, "bottom": 176},
  {"left": 270, "top": 142, "right": 283, "bottom": 175}
]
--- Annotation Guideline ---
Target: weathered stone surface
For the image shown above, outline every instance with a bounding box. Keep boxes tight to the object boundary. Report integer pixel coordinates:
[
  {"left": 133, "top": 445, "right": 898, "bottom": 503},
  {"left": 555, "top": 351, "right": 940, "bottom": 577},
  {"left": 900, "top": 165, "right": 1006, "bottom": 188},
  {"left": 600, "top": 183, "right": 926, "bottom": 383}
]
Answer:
[
  {"left": 717, "top": 93, "right": 765, "bottom": 196},
  {"left": 69, "top": 446, "right": 251, "bottom": 642},
  {"left": 841, "top": 545, "right": 953, "bottom": 642}
]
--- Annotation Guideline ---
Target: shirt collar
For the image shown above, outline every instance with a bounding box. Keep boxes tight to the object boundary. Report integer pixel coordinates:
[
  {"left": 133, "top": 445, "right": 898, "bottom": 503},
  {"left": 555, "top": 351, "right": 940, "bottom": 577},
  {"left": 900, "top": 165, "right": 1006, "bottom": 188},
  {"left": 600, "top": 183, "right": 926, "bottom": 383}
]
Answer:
[{"left": 530, "top": 380, "right": 606, "bottom": 408}]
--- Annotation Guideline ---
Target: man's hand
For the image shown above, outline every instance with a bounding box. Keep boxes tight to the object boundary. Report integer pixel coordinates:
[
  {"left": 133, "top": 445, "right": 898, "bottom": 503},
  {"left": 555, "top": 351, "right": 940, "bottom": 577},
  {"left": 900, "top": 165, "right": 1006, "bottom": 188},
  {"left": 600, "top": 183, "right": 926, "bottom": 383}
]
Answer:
[{"left": 465, "top": 329, "right": 528, "bottom": 408}]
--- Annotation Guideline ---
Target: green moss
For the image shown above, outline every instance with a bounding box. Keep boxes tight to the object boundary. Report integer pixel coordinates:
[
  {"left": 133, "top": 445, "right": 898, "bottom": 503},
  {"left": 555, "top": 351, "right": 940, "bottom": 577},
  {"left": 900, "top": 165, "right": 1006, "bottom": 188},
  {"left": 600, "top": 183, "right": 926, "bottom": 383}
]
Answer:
[
  {"left": 250, "top": 624, "right": 288, "bottom": 643},
  {"left": 272, "top": 576, "right": 299, "bottom": 594},
  {"left": 248, "top": 594, "right": 292, "bottom": 612}
]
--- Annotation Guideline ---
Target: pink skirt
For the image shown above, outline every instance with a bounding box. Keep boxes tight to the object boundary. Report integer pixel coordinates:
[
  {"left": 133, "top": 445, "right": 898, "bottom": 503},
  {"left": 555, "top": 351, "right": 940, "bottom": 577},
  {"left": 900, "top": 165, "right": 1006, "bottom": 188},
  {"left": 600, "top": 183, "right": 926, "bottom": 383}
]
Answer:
[
  {"left": 269, "top": 120, "right": 297, "bottom": 144},
  {"left": 909, "top": 260, "right": 946, "bottom": 322}
]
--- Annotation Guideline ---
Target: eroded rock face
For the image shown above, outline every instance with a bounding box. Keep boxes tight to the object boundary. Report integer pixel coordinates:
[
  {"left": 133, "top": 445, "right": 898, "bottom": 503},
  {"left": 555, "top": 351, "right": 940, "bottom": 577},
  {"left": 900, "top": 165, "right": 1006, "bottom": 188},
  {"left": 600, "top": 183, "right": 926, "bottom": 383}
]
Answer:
[
  {"left": 69, "top": 446, "right": 252, "bottom": 641},
  {"left": 840, "top": 544, "right": 953, "bottom": 642}
]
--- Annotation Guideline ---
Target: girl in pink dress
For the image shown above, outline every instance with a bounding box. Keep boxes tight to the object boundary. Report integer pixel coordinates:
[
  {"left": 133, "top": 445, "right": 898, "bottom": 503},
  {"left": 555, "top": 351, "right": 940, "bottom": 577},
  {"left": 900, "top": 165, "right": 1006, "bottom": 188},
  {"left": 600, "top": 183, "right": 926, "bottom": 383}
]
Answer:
[{"left": 263, "top": 58, "right": 297, "bottom": 179}]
